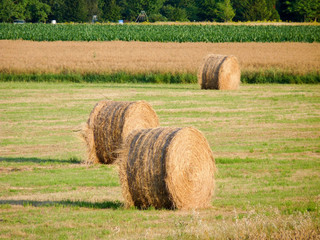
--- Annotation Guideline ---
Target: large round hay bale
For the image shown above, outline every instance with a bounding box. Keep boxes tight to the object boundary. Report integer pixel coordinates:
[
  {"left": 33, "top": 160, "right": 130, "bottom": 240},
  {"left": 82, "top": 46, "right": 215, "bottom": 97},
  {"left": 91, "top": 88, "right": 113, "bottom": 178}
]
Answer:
[
  {"left": 198, "top": 54, "right": 241, "bottom": 90},
  {"left": 82, "top": 100, "right": 159, "bottom": 164},
  {"left": 119, "top": 127, "right": 216, "bottom": 210}
]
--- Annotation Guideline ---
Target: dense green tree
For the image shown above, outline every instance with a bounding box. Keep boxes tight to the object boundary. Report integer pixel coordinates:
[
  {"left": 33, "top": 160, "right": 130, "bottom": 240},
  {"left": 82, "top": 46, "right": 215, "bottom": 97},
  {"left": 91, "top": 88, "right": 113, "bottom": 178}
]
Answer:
[
  {"left": 99, "top": 0, "right": 122, "bottom": 21},
  {"left": 41, "top": 0, "right": 66, "bottom": 22},
  {"left": 161, "top": 4, "right": 188, "bottom": 21},
  {"left": 267, "top": 0, "right": 280, "bottom": 20},
  {"left": 215, "top": 0, "right": 235, "bottom": 22},
  {"left": 163, "top": 0, "right": 199, "bottom": 21},
  {"left": 286, "top": 0, "right": 320, "bottom": 21},
  {"left": 0, "top": 0, "right": 51, "bottom": 22},
  {"left": 195, "top": 0, "right": 216, "bottom": 21},
  {"left": 24, "top": 0, "right": 51, "bottom": 22},
  {"left": 0, "top": 0, "right": 317, "bottom": 23},
  {"left": 63, "top": 0, "right": 88, "bottom": 22},
  {"left": 86, "top": 0, "right": 100, "bottom": 21},
  {"left": 148, "top": 13, "right": 167, "bottom": 22},
  {"left": 0, "top": 0, "right": 20, "bottom": 22},
  {"left": 232, "top": 0, "right": 279, "bottom": 21},
  {"left": 277, "top": 0, "right": 294, "bottom": 21},
  {"left": 182, "top": 0, "right": 200, "bottom": 21}
]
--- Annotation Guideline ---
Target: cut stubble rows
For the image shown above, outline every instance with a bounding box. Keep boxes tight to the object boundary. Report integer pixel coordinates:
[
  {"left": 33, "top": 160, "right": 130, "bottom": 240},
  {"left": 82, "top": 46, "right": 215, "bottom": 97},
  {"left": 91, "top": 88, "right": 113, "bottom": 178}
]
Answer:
[{"left": 0, "top": 83, "right": 319, "bottom": 239}]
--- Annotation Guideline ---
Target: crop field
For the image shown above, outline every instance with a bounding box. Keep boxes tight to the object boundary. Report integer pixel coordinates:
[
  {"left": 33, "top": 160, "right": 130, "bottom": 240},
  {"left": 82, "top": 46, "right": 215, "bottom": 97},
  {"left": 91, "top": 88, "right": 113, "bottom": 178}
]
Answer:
[
  {"left": 1, "top": 40, "right": 319, "bottom": 75},
  {"left": 0, "top": 82, "right": 320, "bottom": 239},
  {"left": 0, "top": 22, "right": 320, "bottom": 239},
  {"left": 0, "top": 23, "right": 319, "bottom": 42}
]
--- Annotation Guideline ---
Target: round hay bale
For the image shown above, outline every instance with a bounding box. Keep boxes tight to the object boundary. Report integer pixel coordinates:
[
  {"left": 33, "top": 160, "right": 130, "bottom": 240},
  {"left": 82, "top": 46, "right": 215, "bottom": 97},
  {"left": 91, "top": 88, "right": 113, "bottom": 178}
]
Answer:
[
  {"left": 82, "top": 100, "right": 159, "bottom": 164},
  {"left": 118, "top": 127, "right": 216, "bottom": 210},
  {"left": 198, "top": 54, "right": 241, "bottom": 90}
]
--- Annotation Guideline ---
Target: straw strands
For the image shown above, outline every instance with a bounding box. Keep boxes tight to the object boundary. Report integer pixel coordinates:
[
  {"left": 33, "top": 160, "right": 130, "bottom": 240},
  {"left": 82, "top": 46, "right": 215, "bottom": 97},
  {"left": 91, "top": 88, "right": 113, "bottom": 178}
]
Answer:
[
  {"left": 118, "top": 127, "right": 216, "bottom": 210},
  {"left": 82, "top": 100, "right": 159, "bottom": 164},
  {"left": 198, "top": 54, "right": 241, "bottom": 90}
]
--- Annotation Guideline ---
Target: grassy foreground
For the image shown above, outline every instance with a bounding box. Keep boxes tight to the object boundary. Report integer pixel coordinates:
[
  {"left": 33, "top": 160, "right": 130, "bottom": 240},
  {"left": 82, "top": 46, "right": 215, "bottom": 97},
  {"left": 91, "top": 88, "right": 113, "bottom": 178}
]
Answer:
[{"left": 0, "top": 82, "right": 319, "bottom": 239}]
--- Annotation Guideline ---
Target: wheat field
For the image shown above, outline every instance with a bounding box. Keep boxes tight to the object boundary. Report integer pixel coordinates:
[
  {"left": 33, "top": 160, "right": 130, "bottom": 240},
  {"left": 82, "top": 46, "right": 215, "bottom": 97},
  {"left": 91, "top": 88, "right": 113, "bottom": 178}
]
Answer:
[{"left": 0, "top": 40, "right": 319, "bottom": 74}]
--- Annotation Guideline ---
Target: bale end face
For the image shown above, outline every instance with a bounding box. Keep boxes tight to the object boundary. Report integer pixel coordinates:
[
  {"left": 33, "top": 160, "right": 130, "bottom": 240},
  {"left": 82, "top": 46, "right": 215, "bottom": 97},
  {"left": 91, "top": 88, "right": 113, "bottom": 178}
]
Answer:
[
  {"left": 119, "top": 127, "right": 216, "bottom": 210},
  {"left": 198, "top": 54, "right": 241, "bottom": 90}
]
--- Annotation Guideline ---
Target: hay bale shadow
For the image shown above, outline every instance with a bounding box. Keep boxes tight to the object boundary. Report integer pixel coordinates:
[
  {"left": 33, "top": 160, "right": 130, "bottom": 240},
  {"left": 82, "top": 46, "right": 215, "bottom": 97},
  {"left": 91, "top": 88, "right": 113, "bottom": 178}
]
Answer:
[
  {"left": 0, "top": 199, "right": 123, "bottom": 209},
  {"left": 0, "top": 157, "right": 81, "bottom": 164}
]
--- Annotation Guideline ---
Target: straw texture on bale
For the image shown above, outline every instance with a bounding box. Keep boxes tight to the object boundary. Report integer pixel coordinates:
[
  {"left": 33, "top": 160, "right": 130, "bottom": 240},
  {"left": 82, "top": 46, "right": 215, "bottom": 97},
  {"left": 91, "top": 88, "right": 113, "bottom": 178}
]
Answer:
[
  {"left": 82, "top": 100, "right": 159, "bottom": 164},
  {"left": 119, "top": 127, "right": 216, "bottom": 210},
  {"left": 198, "top": 54, "right": 241, "bottom": 90}
]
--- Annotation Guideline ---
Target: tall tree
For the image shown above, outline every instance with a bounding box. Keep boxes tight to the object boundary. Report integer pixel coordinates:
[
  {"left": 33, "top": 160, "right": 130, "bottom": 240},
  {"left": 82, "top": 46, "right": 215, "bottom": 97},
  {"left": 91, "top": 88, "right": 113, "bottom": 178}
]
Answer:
[
  {"left": 99, "top": 0, "right": 122, "bottom": 21},
  {"left": 86, "top": 0, "right": 100, "bottom": 21},
  {"left": 195, "top": 0, "right": 216, "bottom": 21},
  {"left": 163, "top": 0, "right": 199, "bottom": 21},
  {"left": 64, "top": 0, "right": 88, "bottom": 22},
  {"left": 24, "top": 0, "right": 51, "bottom": 22},
  {"left": 182, "top": 0, "right": 199, "bottom": 21},
  {"left": 277, "top": 0, "right": 295, "bottom": 21},
  {"left": 161, "top": 4, "right": 188, "bottom": 21},
  {"left": 215, "top": 0, "right": 235, "bottom": 22},
  {"left": 41, "top": 0, "right": 66, "bottom": 22},
  {"left": 286, "top": 0, "right": 320, "bottom": 21},
  {"left": 232, "top": 0, "right": 279, "bottom": 21},
  {"left": 0, "top": 0, "right": 20, "bottom": 22},
  {"left": 0, "top": 0, "right": 51, "bottom": 22}
]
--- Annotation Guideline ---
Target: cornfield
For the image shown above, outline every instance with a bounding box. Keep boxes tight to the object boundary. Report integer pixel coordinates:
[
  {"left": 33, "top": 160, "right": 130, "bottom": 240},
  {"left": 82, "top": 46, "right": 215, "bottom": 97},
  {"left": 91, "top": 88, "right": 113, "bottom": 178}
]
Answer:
[{"left": 0, "top": 23, "right": 319, "bottom": 42}]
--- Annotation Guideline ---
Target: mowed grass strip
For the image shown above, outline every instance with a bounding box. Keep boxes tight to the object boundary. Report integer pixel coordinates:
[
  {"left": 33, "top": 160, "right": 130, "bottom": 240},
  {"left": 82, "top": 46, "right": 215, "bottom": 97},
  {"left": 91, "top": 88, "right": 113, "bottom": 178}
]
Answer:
[{"left": 0, "top": 82, "right": 319, "bottom": 239}]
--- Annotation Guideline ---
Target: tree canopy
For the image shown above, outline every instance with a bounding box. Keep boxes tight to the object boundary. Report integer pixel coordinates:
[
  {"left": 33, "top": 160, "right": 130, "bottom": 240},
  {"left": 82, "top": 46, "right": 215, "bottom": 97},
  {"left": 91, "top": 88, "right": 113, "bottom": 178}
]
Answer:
[{"left": 0, "top": 0, "right": 318, "bottom": 23}]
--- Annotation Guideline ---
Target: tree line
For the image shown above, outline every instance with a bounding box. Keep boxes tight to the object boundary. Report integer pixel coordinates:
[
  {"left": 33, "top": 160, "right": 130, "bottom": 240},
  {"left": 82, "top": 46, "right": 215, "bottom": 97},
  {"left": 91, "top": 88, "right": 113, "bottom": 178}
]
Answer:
[{"left": 0, "top": 0, "right": 319, "bottom": 23}]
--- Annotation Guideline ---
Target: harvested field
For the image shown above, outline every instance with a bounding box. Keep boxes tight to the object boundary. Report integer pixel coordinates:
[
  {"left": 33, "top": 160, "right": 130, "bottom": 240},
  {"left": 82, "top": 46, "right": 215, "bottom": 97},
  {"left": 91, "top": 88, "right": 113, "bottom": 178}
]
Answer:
[
  {"left": 0, "top": 40, "right": 319, "bottom": 74},
  {"left": 0, "top": 82, "right": 320, "bottom": 239}
]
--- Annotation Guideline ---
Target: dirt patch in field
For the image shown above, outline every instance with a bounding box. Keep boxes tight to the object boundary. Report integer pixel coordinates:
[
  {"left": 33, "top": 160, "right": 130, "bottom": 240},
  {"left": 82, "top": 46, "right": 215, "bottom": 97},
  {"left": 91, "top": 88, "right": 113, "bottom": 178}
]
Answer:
[{"left": 0, "top": 40, "right": 319, "bottom": 74}]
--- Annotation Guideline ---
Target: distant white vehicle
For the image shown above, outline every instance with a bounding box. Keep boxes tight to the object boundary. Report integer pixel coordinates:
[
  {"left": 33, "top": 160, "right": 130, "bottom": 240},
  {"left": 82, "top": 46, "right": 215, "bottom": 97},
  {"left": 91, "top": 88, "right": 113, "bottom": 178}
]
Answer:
[
  {"left": 13, "top": 19, "right": 25, "bottom": 24},
  {"left": 92, "top": 15, "right": 98, "bottom": 23}
]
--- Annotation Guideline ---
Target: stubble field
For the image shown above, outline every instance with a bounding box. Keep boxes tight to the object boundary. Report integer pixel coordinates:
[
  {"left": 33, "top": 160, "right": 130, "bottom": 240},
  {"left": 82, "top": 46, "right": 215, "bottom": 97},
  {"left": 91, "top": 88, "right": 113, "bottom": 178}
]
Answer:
[
  {"left": 0, "top": 26, "right": 320, "bottom": 239},
  {"left": 0, "top": 81, "right": 319, "bottom": 239}
]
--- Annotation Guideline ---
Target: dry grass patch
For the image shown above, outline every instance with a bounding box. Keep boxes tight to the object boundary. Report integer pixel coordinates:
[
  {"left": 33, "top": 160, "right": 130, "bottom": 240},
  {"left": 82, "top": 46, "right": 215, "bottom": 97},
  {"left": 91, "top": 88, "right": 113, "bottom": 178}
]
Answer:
[
  {"left": 290, "top": 170, "right": 320, "bottom": 182},
  {"left": 0, "top": 40, "right": 319, "bottom": 74},
  {"left": 165, "top": 209, "right": 320, "bottom": 240}
]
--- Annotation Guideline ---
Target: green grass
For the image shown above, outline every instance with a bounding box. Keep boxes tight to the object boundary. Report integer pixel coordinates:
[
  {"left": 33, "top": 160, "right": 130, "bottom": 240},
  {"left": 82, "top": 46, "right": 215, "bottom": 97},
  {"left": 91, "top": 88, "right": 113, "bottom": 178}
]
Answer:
[
  {"left": 0, "top": 82, "right": 319, "bottom": 239},
  {"left": 0, "top": 23, "right": 319, "bottom": 42},
  {"left": 1, "top": 70, "right": 319, "bottom": 84}
]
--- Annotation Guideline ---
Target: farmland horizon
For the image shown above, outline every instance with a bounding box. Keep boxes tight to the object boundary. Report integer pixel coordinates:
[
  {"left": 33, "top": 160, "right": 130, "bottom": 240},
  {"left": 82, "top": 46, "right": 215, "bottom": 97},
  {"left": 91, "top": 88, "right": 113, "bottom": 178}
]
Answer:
[{"left": 0, "top": 22, "right": 319, "bottom": 239}]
